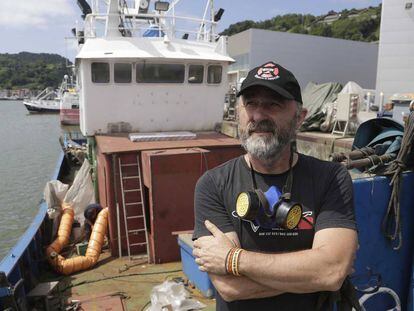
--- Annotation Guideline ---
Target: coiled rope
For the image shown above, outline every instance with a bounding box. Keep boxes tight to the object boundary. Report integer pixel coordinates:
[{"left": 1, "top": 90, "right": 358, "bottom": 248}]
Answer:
[{"left": 382, "top": 112, "right": 414, "bottom": 250}]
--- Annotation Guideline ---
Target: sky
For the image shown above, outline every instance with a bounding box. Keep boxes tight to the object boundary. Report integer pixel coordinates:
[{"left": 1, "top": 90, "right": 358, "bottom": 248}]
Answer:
[{"left": 0, "top": 0, "right": 382, "bottom": 62}]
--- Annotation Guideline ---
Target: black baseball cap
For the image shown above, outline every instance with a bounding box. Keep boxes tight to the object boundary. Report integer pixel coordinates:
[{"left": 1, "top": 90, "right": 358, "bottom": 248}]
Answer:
[{"left": 237, "top": 61, "right": 302, "bottom": 104}]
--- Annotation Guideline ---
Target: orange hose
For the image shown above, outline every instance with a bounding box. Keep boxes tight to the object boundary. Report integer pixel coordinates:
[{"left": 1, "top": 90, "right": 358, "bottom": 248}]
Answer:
[
  {"left": 46, "top": 204, "right": 74, "bottom": 257},
  {"left": 46, "top": 206, "right": 109, "bottom": 275}
]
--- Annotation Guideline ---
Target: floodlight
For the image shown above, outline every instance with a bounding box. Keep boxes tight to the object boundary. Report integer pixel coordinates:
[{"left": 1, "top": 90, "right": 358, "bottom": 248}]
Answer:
[
  {"left": 155, "top": 1, "right": 169, "bottom": 11},
  {"left": 214, "top": 8, "right": 224, "bottom": 22}
]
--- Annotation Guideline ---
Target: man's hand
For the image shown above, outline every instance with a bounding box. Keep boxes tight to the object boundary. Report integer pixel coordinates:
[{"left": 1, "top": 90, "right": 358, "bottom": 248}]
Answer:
[{"left": 193, "top": 220, "right": 235, "bottom": 275}]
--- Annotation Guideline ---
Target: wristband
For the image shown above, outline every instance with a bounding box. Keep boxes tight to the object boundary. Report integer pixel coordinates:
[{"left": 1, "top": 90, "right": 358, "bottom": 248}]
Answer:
[
  {"left": 232, "top": 248, "right": 243, "bottom": 276},
  {"left": 226, "top": 247, "right": 237, "bottom": 275}
]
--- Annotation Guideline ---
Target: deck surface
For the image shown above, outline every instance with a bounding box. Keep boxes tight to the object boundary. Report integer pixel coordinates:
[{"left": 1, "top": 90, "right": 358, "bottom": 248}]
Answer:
[{"left": 51, "top": 250, "right": 215, "bottom": 310}]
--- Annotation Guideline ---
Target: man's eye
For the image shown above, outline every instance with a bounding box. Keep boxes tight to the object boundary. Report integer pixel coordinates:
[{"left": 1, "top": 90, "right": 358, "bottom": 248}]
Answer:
[
  {"left": 270, "top": 102, "right": 282, "bottom": 107},
  {"left": 244, "top": 101, "right": 255, "bottom": 107}
]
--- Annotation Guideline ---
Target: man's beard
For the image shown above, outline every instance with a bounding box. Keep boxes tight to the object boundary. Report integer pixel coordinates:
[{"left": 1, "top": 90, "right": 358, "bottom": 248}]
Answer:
[{"left": 238, "top": 118, "right": 297, "bottom": 165}]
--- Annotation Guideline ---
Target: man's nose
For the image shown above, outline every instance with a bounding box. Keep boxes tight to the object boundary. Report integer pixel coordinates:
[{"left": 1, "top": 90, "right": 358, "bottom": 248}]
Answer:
[{"left": 249, "top": 104, "right": 269, "bottom": 122}]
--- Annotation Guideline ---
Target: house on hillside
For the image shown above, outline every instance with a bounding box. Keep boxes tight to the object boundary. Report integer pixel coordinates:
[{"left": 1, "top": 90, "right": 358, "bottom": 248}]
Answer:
[{"left": 322, "top": 11, "right": 341, "bottom": 24}]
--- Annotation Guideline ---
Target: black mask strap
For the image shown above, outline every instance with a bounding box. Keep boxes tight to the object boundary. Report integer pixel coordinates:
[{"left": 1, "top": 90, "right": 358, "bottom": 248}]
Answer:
[{"left": 281, "top": 143, "right": 295, "bottom": 201}]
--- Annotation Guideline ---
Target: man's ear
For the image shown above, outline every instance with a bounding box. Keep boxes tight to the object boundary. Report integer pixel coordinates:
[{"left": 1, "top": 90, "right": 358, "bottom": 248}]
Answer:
[{"left": 296, "top": 107, "right": 307, "bottom": 129}]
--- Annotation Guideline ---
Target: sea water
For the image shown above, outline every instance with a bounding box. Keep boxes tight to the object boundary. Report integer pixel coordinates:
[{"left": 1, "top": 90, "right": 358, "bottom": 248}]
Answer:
[{"left": 0, "top": 100, "right": 62, "bottom": 260}]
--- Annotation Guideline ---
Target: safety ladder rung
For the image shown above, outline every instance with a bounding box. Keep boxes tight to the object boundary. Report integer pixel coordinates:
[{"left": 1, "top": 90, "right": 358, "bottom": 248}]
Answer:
[
  {"left": 130, "top": 242, "right": 148, "bottom": 247},
  {"left": 124, "top": 189, "right": 141, "bottom": 193},
  {"left": 125, "top": 202, "right": 142, "bottom": 206},
  {"left": 121, "top": 163, "right": 139, "bottom": 167},
  {"left": 127, "top": 215, "right": 144, "bottom": 219},
  {"left": 129, "top": 229, "right": 146, "bottom": 233},
  {"left": 122, "top": 175, "right": 140, "bottom": 180}
]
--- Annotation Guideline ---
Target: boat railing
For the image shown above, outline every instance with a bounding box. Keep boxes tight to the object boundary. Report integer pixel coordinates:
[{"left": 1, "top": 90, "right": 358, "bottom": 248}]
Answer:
[
  {"left": 83, "top": 11, "right": 219, "bottom": 42},
  {"left": 34, "top": 88, "right": 58, "bottom": 101}
]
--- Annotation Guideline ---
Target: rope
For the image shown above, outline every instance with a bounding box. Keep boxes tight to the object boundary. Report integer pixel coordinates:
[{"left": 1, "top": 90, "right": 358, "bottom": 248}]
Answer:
[{"left": 382, "top": 112, "right": 414, "bottom": 250}]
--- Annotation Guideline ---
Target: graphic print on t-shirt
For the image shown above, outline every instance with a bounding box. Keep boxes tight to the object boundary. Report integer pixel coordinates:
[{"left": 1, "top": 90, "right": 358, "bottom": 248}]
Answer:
[{"left": 231, "top": 209, "right": 314, "bottom": 234}]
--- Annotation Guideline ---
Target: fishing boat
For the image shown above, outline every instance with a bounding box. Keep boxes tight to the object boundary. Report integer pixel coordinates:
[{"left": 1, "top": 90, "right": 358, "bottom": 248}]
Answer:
[
  {"left": 2, "top": 0, "right": 414, "bottom": 310},
  {"left": 23, "top": 87, "right": 60, "bottom": 113},
  {"left": 2, "top": 0, "right": 235, "bottom": 309}
]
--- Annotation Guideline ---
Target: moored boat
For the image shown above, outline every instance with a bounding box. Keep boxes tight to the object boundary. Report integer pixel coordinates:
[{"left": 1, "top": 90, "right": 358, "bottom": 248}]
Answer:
[{"left": 23, "top": 87, "right": 60, "bottom": 113}]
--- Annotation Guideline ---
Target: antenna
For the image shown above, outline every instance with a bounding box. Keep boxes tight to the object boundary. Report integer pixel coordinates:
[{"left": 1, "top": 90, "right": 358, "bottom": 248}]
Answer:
[{"left": 77, "top": 0, "right": 92, "bottom": 20}]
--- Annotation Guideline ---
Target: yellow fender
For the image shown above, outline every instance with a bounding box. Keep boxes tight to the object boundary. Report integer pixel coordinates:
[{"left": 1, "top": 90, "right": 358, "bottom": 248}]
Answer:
[{"left": 46, "top": 205, "right": 109, "bottom": 275}]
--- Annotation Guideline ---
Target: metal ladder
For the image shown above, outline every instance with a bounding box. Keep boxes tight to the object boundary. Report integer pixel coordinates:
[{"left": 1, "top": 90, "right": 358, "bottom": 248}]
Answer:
[{"left": 118, "top": 156, "right": 149, "bottom": 262}]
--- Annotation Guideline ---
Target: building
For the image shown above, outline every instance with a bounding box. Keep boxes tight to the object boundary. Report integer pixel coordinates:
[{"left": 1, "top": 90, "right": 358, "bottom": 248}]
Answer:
[
  {"left": 375, "top": 0, "right": 414, "bottom": 107},
  {"left": 227, "top": 28, "right": 378, "bottom": 91}
]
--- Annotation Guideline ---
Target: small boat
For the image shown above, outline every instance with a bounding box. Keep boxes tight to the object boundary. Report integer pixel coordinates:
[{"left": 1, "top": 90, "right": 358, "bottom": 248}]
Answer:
[{"left": 23, "top": 87, "right": 60, "bottom": 113}]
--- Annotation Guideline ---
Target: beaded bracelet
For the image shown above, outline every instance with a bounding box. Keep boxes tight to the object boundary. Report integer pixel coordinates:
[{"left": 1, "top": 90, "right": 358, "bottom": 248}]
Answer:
[
  {"left": 226, "top": 247, "right": 237, "bottom": 275},
  {"left": 225, "top": 247, "right": 244, "bottom": 276}
]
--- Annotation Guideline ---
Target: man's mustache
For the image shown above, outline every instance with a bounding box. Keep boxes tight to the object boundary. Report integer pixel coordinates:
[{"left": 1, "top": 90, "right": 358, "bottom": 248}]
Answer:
[{"left": 247, "top": 120, "right": 277, "bottom": 135}]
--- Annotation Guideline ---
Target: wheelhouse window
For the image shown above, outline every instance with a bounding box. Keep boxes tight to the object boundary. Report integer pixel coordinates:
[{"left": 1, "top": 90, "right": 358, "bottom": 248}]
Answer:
[
  {"left": 136, "top": 63, "right": 185, "bottom": 83},
  {"left": 114, "top": 63, "right": 132, "bottom": 83},
  {"left": 91, "top": 62, "right": 110, "bottom": 83},
  {"left": 188, "top": 65, "right": 204, "bottom": 84},
  {"left": 207, "top": 65, "right": 222, "bottom": 84}
]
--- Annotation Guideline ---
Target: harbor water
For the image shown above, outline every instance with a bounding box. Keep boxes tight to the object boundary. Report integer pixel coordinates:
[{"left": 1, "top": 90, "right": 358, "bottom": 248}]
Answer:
[{"left": 0, "top": 100, "right": 62, "bottom": 260}]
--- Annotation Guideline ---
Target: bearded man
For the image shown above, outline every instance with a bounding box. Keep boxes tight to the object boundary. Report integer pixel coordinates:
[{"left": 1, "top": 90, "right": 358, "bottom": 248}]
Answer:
[{"left": 192, "top": 62, "right": 358, "bottom": 310}]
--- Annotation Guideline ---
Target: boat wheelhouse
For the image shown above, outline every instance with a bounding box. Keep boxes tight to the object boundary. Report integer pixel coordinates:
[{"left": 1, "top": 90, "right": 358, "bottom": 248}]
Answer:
[{"left": 75, "top": 0, "right": 234, "bottom": 135}]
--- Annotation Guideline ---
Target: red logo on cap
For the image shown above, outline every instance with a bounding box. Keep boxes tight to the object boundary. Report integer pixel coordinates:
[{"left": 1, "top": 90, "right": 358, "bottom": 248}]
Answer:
[{"left": 255, "top": 63, "right": 280, "bottom": 80}]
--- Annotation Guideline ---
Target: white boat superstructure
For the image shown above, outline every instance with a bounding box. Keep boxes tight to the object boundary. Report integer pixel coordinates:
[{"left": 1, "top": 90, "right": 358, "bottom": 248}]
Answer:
[
  {"left": 59, "top": 74, "right": 80, "bottom": 125},
  {"left": 74, "top": 0, "right": 234, "bottom": 136}
]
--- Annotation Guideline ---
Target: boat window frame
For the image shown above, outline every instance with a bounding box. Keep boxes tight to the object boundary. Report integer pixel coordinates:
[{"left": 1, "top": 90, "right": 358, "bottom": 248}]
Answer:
[
  {"left": 91, "top": 62, "right": 110, "bottom": 83},
  {"left": 207, "top": 64, "right": 223, "bottom": 84},
  {"left": 188, "top": 64, "right": 204, "bottom": 84},
  {"left": 114, "top": 63, "right": 133, "bottom": 84},
  {"left": 136, "top": 62, "right": 186, "bottom": 84}
]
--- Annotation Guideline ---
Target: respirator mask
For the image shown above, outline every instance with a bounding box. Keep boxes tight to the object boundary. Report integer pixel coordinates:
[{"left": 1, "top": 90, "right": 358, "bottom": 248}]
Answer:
[{"left": 236, "top": 149, "right": 303, "bottom": 230}]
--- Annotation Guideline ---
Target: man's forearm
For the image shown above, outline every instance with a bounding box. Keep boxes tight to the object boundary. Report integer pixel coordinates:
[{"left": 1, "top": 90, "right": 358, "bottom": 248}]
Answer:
[
  {"left": 239, "top": 247, "right": 349, "bottom": 293},
  {"left": 209, "top": 273, "right": 284, "bottom": 302}
]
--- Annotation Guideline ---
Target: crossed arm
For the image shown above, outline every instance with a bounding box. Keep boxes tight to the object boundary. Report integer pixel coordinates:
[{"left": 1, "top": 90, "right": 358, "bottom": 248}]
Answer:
[{"left": 193, "top": 220, "right": 357, "bottom": 302}]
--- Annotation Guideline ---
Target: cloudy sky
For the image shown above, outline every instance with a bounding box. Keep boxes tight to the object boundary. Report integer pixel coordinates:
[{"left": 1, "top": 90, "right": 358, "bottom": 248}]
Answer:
[{"left": 0, "top": 0, "right": 382, "bottom": 62}]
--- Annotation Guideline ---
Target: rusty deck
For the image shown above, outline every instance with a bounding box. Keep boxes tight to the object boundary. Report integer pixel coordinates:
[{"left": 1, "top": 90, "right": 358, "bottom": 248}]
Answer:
[{"left": 51, "top": 250, "right": 216, "bottom": 310}]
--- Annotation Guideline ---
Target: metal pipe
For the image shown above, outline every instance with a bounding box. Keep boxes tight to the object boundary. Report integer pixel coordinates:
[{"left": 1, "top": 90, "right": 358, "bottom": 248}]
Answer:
[
  {"left": 116, "top": 203, "right": 122, "bottom": 258},
  {"left": 346, "top": 153, "right": 396, "bottom": 170},
  {"left": 330, "top": 147, "right": 375, "bottom": 162},
  {"left": 112, "top": 154, "right": 122, "bottom": 258}
]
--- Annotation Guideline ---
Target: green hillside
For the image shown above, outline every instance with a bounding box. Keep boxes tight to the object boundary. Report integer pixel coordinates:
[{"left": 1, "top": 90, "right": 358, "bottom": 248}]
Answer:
[
  {"left": 0, "top": 52, "right": 72, "bottom": 90},
  {"left": 221, "top": 5, "right": 381, "bottom": 42}
]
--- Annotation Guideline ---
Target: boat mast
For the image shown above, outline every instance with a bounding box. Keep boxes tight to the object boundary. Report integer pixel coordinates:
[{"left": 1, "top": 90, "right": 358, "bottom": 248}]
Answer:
[{"left": 105, "top": 0, "right": 122, "bottom": 37}]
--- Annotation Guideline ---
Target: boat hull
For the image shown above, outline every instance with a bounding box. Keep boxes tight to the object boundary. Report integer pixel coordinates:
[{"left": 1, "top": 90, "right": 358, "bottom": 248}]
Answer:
[
  {"left": 24, "top": 102, "right": 59, "bottom": 113},
  {"left": 60, "top": 108, "right": 80, "bottom": 125}
]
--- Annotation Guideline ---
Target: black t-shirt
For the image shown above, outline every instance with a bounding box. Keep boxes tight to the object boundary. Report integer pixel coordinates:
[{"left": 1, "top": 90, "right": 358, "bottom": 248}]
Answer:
[{"left": 193, "top": 153, "right": 357, "bottom": 311}]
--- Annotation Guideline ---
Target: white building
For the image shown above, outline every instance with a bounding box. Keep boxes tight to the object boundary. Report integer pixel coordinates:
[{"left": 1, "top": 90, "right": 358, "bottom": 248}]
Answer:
[
  {"left": 227, "top": 28, "right": 379, "bottom": 91},
  {"left": 375, "top": 0, "right": 414, "bottom": 106}
]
